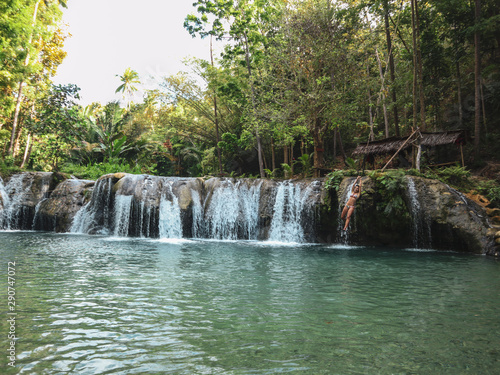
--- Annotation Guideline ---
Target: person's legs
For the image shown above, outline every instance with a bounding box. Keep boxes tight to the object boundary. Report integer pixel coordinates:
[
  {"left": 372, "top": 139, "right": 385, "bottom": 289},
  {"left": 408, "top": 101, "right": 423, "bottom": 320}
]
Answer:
[
  {"left": 343, "top": 206, "right": 355, "bottom": 230},
  {"left": 341, "top": 205, "right": 349, "bottom": 220}
]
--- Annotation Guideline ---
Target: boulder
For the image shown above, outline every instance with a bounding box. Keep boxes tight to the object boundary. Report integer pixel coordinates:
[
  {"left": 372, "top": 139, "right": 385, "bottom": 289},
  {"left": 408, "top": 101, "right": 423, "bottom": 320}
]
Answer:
[
  {"left": 1, "top": 172, "right": 56, "bottom": 230},
  {"left": 37, "top": 179, "right": 94, "bottom": 232}
]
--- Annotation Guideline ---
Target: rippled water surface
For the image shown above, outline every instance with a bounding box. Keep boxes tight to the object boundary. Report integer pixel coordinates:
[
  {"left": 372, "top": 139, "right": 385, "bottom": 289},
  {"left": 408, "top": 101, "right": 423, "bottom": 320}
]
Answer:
[{"left": 1, "top": 232, "right": 499, "bottom": 374}]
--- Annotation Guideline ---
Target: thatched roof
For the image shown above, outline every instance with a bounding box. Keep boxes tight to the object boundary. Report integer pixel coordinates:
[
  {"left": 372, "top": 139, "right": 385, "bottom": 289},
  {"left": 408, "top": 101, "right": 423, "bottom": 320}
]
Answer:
[
  {"left": 420, "top": 130, "right": 466, "bottom": 147},
  {"left": 352, "top": 130, "right": 466, "bottom": 156}
]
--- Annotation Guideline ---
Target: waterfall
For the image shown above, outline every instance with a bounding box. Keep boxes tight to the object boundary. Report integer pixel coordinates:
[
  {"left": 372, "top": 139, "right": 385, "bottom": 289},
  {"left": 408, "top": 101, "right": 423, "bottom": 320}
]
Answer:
[
  {"left": 158, "top": 184, "right": 182, "bottom": 239},
  {"left": 0, "top": 177, "right": 10, "bottom": 228},
  {"left": 268, "top": 181, "right": 313, "bottom": 243},
  {"left": 190, "top": 189, "right": 204, "bottom": 238},
  {"left": 113, "top": 195, "right": 133, "bottom": 237},
  {"left": 204, "top": 180, "right": 262, "bottom": 240},
  {"left": 63, "top": 175, "right": 317, "bottom": 243},
  {"left": 1, "top": 174, "right": 34, "bottom": 230},
  {"left": 32, "top": 198, "right": 48, "bottom": 230},
  {"left": 406, "top": 177, "right": 432, "bottom": 248},
  {"left": 71, "top": 178, "right": 113, "bottom": 235}
]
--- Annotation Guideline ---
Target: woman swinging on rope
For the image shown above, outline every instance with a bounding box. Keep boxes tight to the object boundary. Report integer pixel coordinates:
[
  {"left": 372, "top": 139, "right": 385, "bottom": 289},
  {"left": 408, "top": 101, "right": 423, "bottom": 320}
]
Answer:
[{"left": 341, "top": 176, "right": 362, "bottom": 231}]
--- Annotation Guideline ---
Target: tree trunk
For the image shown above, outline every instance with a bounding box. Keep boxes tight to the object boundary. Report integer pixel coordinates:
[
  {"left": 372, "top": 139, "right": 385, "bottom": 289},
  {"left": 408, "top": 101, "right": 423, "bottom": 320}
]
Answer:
[
  {"left": 384, "top": 1, "right": 400, "bottom": 136},
  {"left": 243, "top": 32, "right": 264, "bottom": 178},
  {"left": 456, "top": 59, "right": 463, "bottom": 128},
  {"left": 8, "top": 82, "right": 24, "bottom": 155},
  {"left": 411, "top": 0, "right": 418, "bottom": 130},
  {"left": 14, "top": 117, "right": 24, "bottom": 157},
  {"left": 474, "top": 0, "right": 481, "bottom": 158},
  {"left": 271, "top": 137, "right": 276, "bottom": 171},
  {"left": 20, "top": 132, "right": 32, "bottom": 169},
  {"left": 210, "top": 36, "right": 223, "bottom": 175},
  {"left": 375, "top": 49, "right": 390, "bottom": 138},
  {"left": 415, "top": 0, "right": 426, "bottom": 130},
  {"left": 9, "top": 0, "right": 41, "bottom": 157},
  {"left": 312, "top": 117, "right": 325, "bottom": 178},
  {"left": 480, "top": 76, "right": 487, "bottom": 135},
  {"left": 333, "top": 128, "right": 337, "bottom": 161},
  {"left": 336, "top": 128, "right": 347, "bottom": 166},
  {"left": 367, "top": 63, "right": 375, "bottom": 141}
]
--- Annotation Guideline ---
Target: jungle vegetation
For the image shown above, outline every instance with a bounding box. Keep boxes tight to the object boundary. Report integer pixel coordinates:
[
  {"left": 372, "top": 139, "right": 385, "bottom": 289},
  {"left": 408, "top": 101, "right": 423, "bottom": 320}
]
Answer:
[{"left": 1, "top": 0, "right": 499, "bottom": 188}]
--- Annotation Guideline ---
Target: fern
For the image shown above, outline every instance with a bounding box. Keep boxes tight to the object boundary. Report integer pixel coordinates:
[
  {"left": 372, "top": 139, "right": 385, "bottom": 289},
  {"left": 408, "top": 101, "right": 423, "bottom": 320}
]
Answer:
[{"left": 324, "top": 170, "right": 345, "bottom": 192}]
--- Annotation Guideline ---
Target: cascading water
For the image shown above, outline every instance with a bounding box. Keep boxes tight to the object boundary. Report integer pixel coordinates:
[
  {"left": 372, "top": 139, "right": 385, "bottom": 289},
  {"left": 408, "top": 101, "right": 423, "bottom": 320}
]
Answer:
[
  {"left": 2, "top": 174, "right": 35, "bottom": 230},
  {"left": 63, "top": 175, "right": 318, "bottom": 243},
  {"left": 71, "top": 177, "right": 113, "bottom": 235},
  {"left": 0, "top": 177, "right": 10, "bottom": 228},
  {"left": 406, "top": 176, "right": 432, "bottom": 248},
  {"left": 1, "top": 174, "right": 31, "bottom": 230},
  {"left": 113, "top": 195, "right": 133, "bottom": 237},
  {"left": 203, "top": 180, "right": 262, "bottom": 240},
  {"left": 268, "top": 181, "right": 313, "bottom": 243},
  {"left": 158, "top": 183, "right": 182, "bottom": 239},
  {"left": 190, "top": 189, "right": 204, "bottom": 238},
  {"left": 32, "top": 198, "right": 48, "bottom": 230}
]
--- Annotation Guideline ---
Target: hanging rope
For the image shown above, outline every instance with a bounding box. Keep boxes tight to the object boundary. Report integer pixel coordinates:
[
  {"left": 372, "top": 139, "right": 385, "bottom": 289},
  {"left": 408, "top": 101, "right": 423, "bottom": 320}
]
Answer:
[{"left": 381, "top": 128, "right": 420, "bottom": 172}]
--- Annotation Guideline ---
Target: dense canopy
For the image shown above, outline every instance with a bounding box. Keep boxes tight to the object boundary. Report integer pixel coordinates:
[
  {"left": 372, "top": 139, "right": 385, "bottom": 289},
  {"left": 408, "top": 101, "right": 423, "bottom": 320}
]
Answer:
[{"left": 0, "top": 0, "right": 499, "bottom": 182}]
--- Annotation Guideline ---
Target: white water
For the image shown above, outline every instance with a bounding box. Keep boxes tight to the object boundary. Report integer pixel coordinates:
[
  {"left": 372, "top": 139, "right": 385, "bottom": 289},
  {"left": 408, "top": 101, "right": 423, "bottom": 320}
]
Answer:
[
  {"left": 203, "top": 180, "right": 262, "bottom": 240},
  {"left": 113, "top": 195, "right": 133, "bottom": 237},
  {"left": 32, "top": 198, "right": 48, "bottom": 229},
  {"left": 190, "top": 189, "right": 204, "bottom": 238},
  {"left": 0, "top": 177, "right": 9, "bottom": 228},
  {"left": 68, "top": 177, "right": 317, "bottom": 243},
  {"left": 159, "top": 184, "right": 182, "bottom": 239},
  {"left": 406, "top": 177, "right": 432, "bottom": 248},
  {"left": 71, "top": 178, "right": 113, "bottom": 235},
  {"left": 0, "top": 174, "right": 33, "bottom": 230},
  {"left": 268, "top": 181, "right": 310, "bottom": 243}
]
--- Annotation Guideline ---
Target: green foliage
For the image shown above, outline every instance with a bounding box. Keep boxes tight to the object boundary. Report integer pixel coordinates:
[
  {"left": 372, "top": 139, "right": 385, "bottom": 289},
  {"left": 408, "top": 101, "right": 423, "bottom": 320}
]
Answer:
[
  {"left": 345, "top": 157, "right": 358, "bottom": 170},
  {"left": 486, "top": 186, "right": 500, "bottom": 208},
  {"left": 218, "top": 132, "right": 239, "bottom": 154},
  {"left": 476, "top": 179, "right": 500, "bottom": 209},
  {"left": 30, "top": 84, "right": 85, "bottom": 143},
  {"left": 324, "top": 170, "right": 345, "bottom": 192},
  {"left": 264, "top": 168, "right": 279, "bottom": 179},
  {"left": 4, "top": 0, "right": 497, "bottom": 180},
  {"left": 295, "top": 153, "right": 313, "bottom": 177},
  {"left": 430, "top": 166, "right": 472, "bottom": 189},
  {"left": 281, "top": 163, "right": 292, "bottom": 179},
  {"left": 372, "top": 170, "right": 408, "bottom": 216},
  {"left": 201, "top": 147, "right": 219, "bottom": 176},
  {"left": 61, "top": 159, "right": 148, "bottom": 181},
  {"left": 420, "top": 166, "right": 474, "bottom": 192},
  {"left": 29, "top": 134, "right": 71, "bottom": 171},
  {"left": 0, "top": 156, "right": 21, "bottom": 177}
]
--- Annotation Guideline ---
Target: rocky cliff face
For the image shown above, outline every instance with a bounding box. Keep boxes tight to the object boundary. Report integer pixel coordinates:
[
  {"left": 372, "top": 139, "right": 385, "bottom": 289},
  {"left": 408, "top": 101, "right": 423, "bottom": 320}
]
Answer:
[
  {"left": 0, "top": 171, "right": 496, "bottom": 255},
  {"left": 319, "top": 175, "right": 495, "bottom": 254},
  {"left": 36, "top": 179, "right": 94, "bottom": 232}
]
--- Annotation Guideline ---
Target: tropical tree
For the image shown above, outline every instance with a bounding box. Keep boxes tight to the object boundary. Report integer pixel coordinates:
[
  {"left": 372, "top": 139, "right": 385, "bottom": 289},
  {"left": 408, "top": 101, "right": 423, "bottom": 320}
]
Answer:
[
  {"left": 115, "top": 67, "right": 140, "bottom": 109},
  {"left": 185, "top": 0, "right": 284, "bottom": 177},
  {"left": 5, "top": 0, "right": 67, "bottom": 156}
]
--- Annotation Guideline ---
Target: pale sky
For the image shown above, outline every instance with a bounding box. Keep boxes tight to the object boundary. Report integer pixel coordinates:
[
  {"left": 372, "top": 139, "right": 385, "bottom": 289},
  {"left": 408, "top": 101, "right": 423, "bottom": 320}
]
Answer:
[{"left": 53, "top": 0, "right": 222, "bottom": 106}]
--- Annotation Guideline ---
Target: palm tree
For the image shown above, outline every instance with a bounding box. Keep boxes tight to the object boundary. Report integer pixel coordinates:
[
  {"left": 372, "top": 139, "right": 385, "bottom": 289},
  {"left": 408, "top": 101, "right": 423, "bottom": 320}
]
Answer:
[{"left": 115, "top": 68, "right": 140, "bottom": 109}]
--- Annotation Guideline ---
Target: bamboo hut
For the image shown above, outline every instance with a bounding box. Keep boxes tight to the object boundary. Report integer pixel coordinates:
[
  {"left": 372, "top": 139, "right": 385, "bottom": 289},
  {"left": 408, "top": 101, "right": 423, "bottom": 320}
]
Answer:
[{"left": 352, "top": 130, "right": 467, "bottom": 169}]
